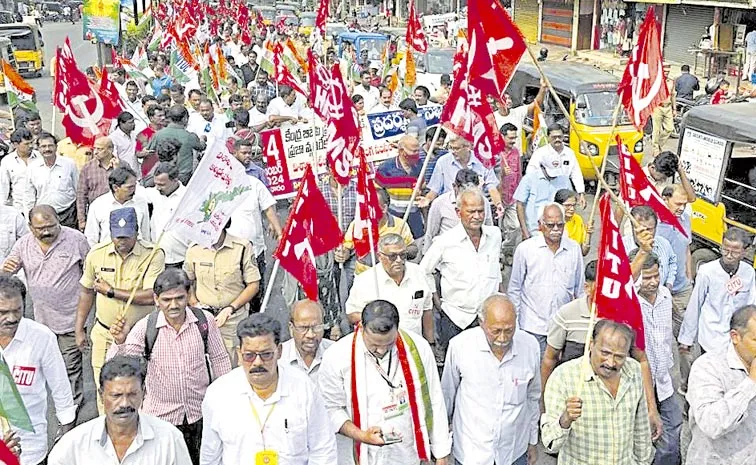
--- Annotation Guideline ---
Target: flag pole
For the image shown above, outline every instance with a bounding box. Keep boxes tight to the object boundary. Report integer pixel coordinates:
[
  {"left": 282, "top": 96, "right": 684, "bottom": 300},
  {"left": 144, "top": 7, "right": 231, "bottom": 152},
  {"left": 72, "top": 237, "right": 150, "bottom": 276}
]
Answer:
[
  {"left": 337, "top": 183, "right": 344, "bottom": 271},
  {"left": 367, "top": 223, "right": 380, "bottom": 299},
  {"left": 259, "top": 259, "right": 280, "bottom": 312},
  {"left": 400, "top": 126, "right": 441, "bottom": 230},
  {"left": 0, "top": 415, "right": 9, "bottom": 435},
  {"left": 51, "top": 106, "right": 56, "bottom": 136},
  {"left": 116, "top": 229, "right": 167, "bottom": 322}
]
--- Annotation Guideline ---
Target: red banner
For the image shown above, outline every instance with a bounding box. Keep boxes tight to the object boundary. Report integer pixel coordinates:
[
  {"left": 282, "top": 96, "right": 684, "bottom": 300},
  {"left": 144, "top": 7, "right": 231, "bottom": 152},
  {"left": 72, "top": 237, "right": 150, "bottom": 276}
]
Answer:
[
  {"left": 406, "top": 0, "right": 428, "bottom": 53},
  {"left": 353, "top": 149, "right": 381, "bottom": 258},
  {"left": 325, "top": 63, "right": 361, "bottom": 185}
]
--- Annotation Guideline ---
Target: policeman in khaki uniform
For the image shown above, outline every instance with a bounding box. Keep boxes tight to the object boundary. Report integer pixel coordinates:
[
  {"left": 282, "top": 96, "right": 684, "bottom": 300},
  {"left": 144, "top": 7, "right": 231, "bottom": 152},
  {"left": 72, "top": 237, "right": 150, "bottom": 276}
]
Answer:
[
  {"left": 74, "top": 207, "right": 165, "bottom": 413},
  {"left": 184, "top": 219, "right": 261, "bottom": 367}
]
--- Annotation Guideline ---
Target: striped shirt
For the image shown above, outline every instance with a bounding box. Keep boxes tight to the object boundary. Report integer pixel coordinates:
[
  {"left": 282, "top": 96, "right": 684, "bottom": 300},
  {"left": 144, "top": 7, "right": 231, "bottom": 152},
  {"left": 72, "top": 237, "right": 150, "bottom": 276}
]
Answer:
[
  {"left": 76, "top": 159, "right": 113, "bottom": 226},
  {"left": 638, "top": 286, "right": 675, "bottom": 402},
  {"left": 319, "top": 180, "right": 356, "bottom": 233},
  {"left": 546, "top": 297, "right": 591, "bottom": 363},
  {"left": 109, "top": 308, "right": 232, "bottom": 425},
  {"left": 541, "top": 357, "right": 654, "bottom": 465},
  {"left": 623, "top": 234, "right": 678, "bottom": 289}
]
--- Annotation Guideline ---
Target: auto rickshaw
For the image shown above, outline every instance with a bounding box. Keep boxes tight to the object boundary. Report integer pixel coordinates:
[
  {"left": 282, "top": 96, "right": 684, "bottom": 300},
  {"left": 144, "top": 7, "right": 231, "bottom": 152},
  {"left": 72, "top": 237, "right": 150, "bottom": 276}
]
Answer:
[
  {"left": 677, "top": 102, "right": 756, "bottom": 272},
  {"left": 507, "top": 61, "right": 645, "bottom": 183},
  {"left": 0, "top": 36, "right": 17, "bottom": 104},
  {"left": 0, "top": 23, "right": 43, "bottom": 76},
  {"left": 298, "top": 12, "right": 316, "bottom": 36},
  {"left": 337, "top": 32, "right": 387, "bottom": 63}
]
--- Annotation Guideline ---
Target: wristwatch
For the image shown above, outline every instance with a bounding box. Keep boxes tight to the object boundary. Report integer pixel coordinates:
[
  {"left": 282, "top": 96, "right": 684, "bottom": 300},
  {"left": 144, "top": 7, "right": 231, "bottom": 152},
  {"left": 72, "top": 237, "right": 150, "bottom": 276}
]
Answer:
[
  {"left": 224, "top": 305, "right": 237, "bottom": 315},
  {"left": 106, "top": 288, "right": 115, "bottom": 299}
]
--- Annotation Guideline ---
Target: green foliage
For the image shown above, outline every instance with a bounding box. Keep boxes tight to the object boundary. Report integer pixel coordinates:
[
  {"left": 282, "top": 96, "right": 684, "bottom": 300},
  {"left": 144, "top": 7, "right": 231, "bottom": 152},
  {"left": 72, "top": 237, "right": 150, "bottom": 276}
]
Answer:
[{"left": 122, "top": 18, "right": 152, "bottom": 57}]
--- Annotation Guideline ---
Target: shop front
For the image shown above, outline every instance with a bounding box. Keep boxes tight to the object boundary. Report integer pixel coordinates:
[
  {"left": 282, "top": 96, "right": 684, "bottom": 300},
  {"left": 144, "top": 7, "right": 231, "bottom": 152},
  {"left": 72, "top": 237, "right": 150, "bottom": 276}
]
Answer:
[
  {"left": 513, "top": 0, "right": 540, "bottom": 42},
  {"left": 595, "top": 0, "right": 667, "bottom": 53}
]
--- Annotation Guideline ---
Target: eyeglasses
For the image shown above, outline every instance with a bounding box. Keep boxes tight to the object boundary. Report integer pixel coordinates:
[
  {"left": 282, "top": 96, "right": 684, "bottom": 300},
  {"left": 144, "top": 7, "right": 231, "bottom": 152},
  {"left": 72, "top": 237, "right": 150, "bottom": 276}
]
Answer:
[
  {"left": 720, "top": 247, "right": 744, "bottom": 257},
  {"left": 562, "top": 203, "right": 577, "bottom": 209},
  {"left": 380, "top": 251, "right": 408, "bottom": 262},
  {"left": 291, "top": 324, "right": 326, "bottom": 334},
  {"left": 240, "top": 351, "right": 276, "bottom": 362},
  {"left": 542, "top": 222, "right": 565, "bottom": 230}
]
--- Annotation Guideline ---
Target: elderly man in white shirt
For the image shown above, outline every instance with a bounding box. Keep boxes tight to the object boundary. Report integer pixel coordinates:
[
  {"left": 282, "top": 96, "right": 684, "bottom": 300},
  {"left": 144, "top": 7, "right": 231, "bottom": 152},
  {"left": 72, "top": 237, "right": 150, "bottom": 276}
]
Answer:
[
  {"left": 25, "top": 132, "right": 79, "bottom": 228},
  {"left": 267, "top": 86, "right": 308, "bottom": 127},
  {"left": 420, "top": 187, "right": 503, "bottom": 363},
  {"left": 187, "top": 99, "right": 233, "bottom": 154},
  {"left": 370, "top": 87, "right": 398, "bottom": 113},
  {"left": 281, "top": 299, "right": 334, "bottom": 383},
  {"left": 84, "top": 166, "right": 151, "bottom": 246},
  {"left": 109, "top": 112, "right": 139, "bottom": 177},
  {"left": 201, "top": 313, "right": 337, "bottom": 465},
  {"left": 0, "top": 276, "right": 76, "bottom": 465},
  {"left": 141, "top": 162, "right": 189, "bottom": 267},
  {"left": 248, "top": 94, "right": 272, "bottom": 132},
  {"left": 525, "top": 124, "right": 586, "bottom": 209},
  {"left": 679, "top": 227, "right": 756, "bottom": 355},
  {"left": 318, "top": 300, "right": 451, "bottom": 465},
  {"left": 508, "top": 203, "right": 584, "bottom": 355},
  {"left": 48, "top": 356, "right": 192, "bottom": 465},
  {"left": 442, "top": 294, "right": 541, "bottom": 465},
  {"left": 347, "top": 233, "right": 433, "bottom": 342},
  {"left": 0, "top": 127, "right": 40, "bottom": 213}
]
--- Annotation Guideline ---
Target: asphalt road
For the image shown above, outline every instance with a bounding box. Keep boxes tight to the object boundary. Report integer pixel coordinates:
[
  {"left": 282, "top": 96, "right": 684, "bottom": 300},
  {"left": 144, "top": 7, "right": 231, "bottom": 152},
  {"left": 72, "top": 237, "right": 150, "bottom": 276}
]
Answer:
[{"left": 31, "top": 23, "right": 688, "bottom": 464}]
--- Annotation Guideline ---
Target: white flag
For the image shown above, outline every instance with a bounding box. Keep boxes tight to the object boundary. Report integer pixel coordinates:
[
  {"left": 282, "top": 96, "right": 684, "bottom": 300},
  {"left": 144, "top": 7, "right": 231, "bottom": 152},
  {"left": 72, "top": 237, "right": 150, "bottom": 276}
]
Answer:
[{"left": 164, "top": 140, "right": 252, "bottom": 247}]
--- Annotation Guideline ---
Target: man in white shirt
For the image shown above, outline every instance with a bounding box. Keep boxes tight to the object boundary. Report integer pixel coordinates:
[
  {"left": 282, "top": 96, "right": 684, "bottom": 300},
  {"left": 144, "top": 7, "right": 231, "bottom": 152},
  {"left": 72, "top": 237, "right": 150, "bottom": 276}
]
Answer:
[
  {"left": 679, "top": 227, "right": 756, "bottom": 355},
  {"left": 0, "top": 128, "right": 40, "bottom": 213},
  {"left": 200, "top": 313, "right": 338, "bottom": 465},
  {"left": 0, "top": 276, "right": 76, "bottom": 465},
  {"left": 525, "top": 124, "right": 586, "bottom": 209},
  {"left": 508, "top": 202, "right": 585, "bottom": 355},
  {"left": 347, "top": 233, "right": 433, "bottom": 342},
  {"left": 84, "top": 166, "right": 151, "bottom": 246},
  {"left": 227, "top": 155, "right": 282, "bottom": 312},
  {"left": 352, "top": 71, "right": 380, "bottom": 111},
  {"left": 420, "top": 187, "right": 503, "bottom": 363},
  {"left": 248, "top": 94, "right": 272, "bottom": 132},
  {"left": 109, "top": 112, "right": 139, "bottom": 177},
  {"left": 370, "top": 87, "right": 398, "bottom": 113},
  {"left": 318, "top": 300, "right": 451, "bottom": 465},
  {"left": 187, "top": 99, "right": 233, "bottom": 154},
  {"left": 267, "top": 85, "right": 308, "bottom": 127},
  {"left": 281, "top": 299, "right": 334, "bottom": 383},
  {"left": 48, "top": 356, "right": 192, "bottom": 465},
  {"left": 493, "top": 83, "right": 547, "bottom": 153},
  {"left": 141, "top": 163, "right": 189, "bottom": 267},
  {"left": 25, "top": 132, "right": 79, "bottom": 229},
  {"left": 442, "top": 294, "right": 541, "bottom": 465}
]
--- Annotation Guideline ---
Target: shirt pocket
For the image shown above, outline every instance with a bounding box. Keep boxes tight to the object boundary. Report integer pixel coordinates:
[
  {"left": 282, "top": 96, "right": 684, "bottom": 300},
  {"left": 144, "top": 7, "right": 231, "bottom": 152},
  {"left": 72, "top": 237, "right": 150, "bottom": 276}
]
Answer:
[
  {"left": 284, "top": 415, "right": 308, "bottom": 456},
  {"left": 215, "top": 260, "right": 243, "bottom": 288},
  {"left": 504, "top": 368, "right": 533, "bottom": 405}
]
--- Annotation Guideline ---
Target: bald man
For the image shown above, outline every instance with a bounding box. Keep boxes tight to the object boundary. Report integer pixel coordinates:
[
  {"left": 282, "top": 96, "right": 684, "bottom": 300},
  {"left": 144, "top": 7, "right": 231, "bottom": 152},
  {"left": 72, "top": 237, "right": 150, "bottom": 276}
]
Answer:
[
  {"left": 76, "top": 137, "right": 120, "bottom": 231},
  {"left": 375, "top": 134, "right": 425, "bottom": 238},
  {"left": 441, "top": 294, "right": 541, "bottom": 465},
  {"left": 281, "top": 299, "right": 335, "bottom": 383}
]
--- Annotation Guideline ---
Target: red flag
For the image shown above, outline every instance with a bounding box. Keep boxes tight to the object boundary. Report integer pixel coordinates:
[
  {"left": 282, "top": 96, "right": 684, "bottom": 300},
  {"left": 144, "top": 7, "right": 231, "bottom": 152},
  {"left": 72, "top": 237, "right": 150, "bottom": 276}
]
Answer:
[
  {"left": 618, "top": 7, "right": 669, "bottom": 131},
  {"left": 406, "top": 0, "right": 427, "bottom": 53},
  {"left": 315, "top": 0, "right": 329, "bottom": 37},
  {"left": 256, "top": 10, "right": 265, "bottom": 32},
  {"left": 595, "top": 194, "right": 646, "bottom": 350},
  {"left": 308, "top": 50, "right": 331, "bottom": 120},
  {"left": 98, "top": 67, "right": 125, "bottom": 117},
  {"left": 353, "top": 149, "right": 381, "bottom": 258},
  {"left": 616, "top": 135, "right": 687, "bottom": 237},
  {"left": 53, "top": 38, "right": 82, "bottom": 111},
  {"left": 0, "top": 439, "right": 20, "bottom": 465},
  {"left": 237, "top": 3, "right": 250, "bottom": 31},
  {"left": 273, "top": 42, "right": 307, "bottom": 97},
  {"left": 325, "top": 63, "right": 361, "bottom": 185},
  {"left": 440, "top": 46, "right": 505, "bottom": 169},
  {"left": 274, "top": 165, "right": 343, "bottom": 300},
  {"left": 466, "top": 0, "right": 526, "bottom": 100}
]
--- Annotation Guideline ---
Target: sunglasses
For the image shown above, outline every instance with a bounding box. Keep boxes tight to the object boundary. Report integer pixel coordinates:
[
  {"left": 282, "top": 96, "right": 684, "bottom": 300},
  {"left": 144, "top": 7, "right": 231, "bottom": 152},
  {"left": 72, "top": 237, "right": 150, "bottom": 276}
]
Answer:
[
  {"left": 240, "top": 351, "right": 276, "bottom": 362},
  {"left": 380, "top": 251, "right": 408, "bottom": 262}
]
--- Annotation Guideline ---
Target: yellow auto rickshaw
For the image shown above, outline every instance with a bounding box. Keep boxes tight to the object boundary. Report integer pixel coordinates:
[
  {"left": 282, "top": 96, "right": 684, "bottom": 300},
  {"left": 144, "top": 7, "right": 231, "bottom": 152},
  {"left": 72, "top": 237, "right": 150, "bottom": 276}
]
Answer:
[
  {"left": 508, "top": 61, "right": 645, "bottom": 183},
  {"left": 676, "top": 102, "right": 756, "bottom": 271},
  {"left": 0, "top": 23, "right": 43, "bottom": 77}
]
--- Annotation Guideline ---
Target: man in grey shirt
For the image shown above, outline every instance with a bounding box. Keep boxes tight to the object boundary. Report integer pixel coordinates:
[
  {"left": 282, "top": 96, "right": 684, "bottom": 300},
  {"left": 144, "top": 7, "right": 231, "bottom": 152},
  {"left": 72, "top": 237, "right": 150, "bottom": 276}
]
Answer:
[{"left": 400, "top": 98, "right": 427, "bottom": 142}]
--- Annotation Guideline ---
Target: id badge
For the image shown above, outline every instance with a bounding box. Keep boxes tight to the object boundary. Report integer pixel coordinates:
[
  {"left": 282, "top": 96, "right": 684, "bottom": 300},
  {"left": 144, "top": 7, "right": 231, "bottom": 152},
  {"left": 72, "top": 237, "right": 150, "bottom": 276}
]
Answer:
[
  {"left": 726, "top": 276, "right": 743, "bottom": 296},
  {"left": 255, "top": 450, "right": 278, "bottom": 465},
  {"left": 382, "top": 386, "right": 409, "bottom": 420}
]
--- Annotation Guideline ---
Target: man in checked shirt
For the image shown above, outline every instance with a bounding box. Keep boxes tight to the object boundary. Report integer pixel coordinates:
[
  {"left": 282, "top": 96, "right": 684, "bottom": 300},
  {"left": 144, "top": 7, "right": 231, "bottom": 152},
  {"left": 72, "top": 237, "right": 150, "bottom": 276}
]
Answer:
[{"left": 107, "top": 268, "right": 232, "bottom": 464}]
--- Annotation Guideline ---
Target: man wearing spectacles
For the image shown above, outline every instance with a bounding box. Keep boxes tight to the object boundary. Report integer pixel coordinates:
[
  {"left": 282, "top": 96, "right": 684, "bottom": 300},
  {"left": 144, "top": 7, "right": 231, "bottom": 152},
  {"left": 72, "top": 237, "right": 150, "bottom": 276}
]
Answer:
[
  {"left": 347, "top": 233, "right": 434, "bottom": 343},
  {"left": 200, "top": 313, "right": 337, "bottom": 465},
  {"left": 508, "top": 203, "right": 585, "bottom": 356},
  {"left": 281, "top": 299, "right": 334, "bottom": 383},
  {"left": 679, "top": 228, "right": 756, "bottom": 365}
]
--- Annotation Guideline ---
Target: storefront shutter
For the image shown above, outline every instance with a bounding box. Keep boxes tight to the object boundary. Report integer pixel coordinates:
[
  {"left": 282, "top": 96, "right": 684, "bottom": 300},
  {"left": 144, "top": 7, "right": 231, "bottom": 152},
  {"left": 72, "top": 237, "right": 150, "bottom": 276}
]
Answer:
[
  {"left": 663, "top": 4, "right": 714, "bottom": 65},
  {"left": 514, "top": 0, "right": 540, "bottom": 43}
]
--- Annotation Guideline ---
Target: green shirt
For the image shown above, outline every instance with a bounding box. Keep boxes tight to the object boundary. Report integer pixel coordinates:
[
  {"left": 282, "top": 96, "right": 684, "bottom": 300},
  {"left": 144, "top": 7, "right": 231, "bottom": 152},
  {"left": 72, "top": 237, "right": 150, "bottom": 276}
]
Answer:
[
  {"left": 147, "top": 124, "right": 205, "bottom": 181},
  {"left": 540, "top": 356, "right": 654, "bottom": 465}
]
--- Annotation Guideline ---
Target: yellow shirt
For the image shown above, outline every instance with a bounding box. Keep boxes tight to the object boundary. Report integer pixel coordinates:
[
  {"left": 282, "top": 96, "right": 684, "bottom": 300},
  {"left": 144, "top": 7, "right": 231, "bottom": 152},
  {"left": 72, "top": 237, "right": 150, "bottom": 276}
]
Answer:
[
  {"left": 57, "top": 137, "right": 92, "bottom": 171},
  {"left": 80, "top": 240, "right": 166, "bottom": 328},
  {"left": 343, "top": 215, "right": 414, "bottom": 275},
  {"left": 565, "top": 214, "right": 586, "bottom": 245},
  {"left": 183, "top": 233, "right": 261, "bottom": 310}
]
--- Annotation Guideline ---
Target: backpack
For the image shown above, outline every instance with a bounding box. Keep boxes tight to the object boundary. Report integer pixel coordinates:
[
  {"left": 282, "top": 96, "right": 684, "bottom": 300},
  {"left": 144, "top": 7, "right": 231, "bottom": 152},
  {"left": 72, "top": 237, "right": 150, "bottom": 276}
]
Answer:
[{"left": 144, "top": 307, "right": 213, "bottom": 380}]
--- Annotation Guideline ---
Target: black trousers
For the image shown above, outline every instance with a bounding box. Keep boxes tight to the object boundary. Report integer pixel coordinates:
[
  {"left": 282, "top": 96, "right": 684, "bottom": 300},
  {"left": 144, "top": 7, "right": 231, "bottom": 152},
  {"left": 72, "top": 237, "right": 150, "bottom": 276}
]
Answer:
[
  {"left": 249, "top": 253, "right": 267, "bottom": 313},
  {"left": 176, "top": 417, "right": 203, "bottom": 465}
]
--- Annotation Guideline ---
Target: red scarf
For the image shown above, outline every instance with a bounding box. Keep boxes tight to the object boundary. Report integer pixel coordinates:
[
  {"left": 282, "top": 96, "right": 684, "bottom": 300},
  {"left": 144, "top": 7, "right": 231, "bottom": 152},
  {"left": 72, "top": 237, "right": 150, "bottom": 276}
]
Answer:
[{"left": 350, "top": 326, "right": 428, "bottom": 463}]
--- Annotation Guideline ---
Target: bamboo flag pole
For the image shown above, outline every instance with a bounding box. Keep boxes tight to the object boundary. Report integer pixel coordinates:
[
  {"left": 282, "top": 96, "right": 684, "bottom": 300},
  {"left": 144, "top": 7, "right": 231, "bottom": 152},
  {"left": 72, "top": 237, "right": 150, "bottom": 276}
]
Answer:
[
  {"left": 115, "top": 229, "right": 167, "bottom": 322},
  {"left": 585, "top": 103, "right": 623, "bottom": 232},
  {"left": 367, "top": 220, "right": 380, "bottom": 299},
  {"left": 259, "top": 259, "right": 280, "bottom": 312}
]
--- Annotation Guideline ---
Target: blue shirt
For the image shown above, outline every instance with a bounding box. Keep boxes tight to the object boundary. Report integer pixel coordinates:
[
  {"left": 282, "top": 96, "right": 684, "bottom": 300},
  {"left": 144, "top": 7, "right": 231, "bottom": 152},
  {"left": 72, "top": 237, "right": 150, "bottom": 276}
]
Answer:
[
  {"left": 151, "top": 75, "right": 173, "bottom": 97},
  {"left": 245, "top": 162, "right": 269, "bottom": 187},
  {"left": 427, "top": 152, "right": 498, "bottom": 196},
  {"left": 747, "top": 30, "right": 756, "bottom": 54},
  {"left": 422, "top": 147, "right": 446, "bottom": 185},
  {"left": 512, "top": 170, "right": 571, "bottom": 233},
  {"left": 656, "top": 209, "right": 692, "bottom": 293}
]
